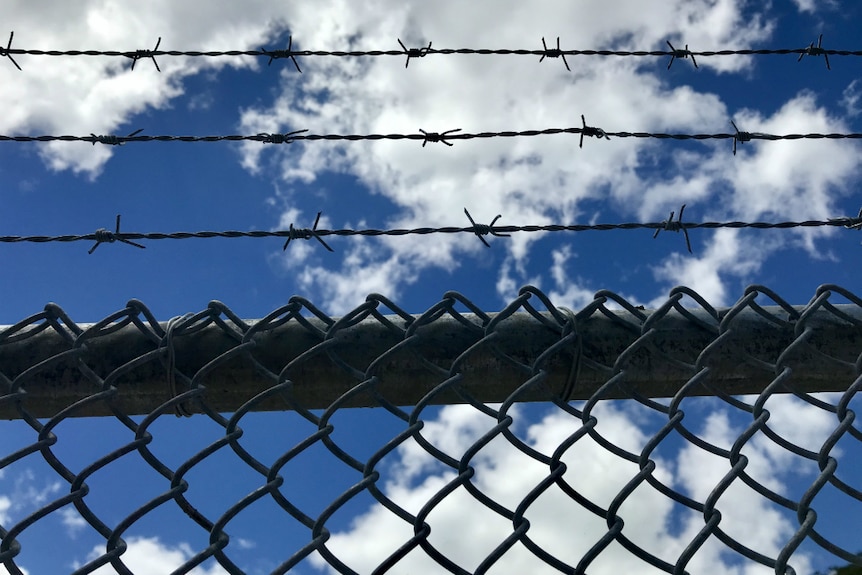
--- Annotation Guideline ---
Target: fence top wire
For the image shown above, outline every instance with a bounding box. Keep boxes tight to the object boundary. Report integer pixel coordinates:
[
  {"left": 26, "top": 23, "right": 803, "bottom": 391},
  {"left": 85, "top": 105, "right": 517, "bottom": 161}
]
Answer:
[
  {"left": 2, "top": 207, "right": 861, "bottom": 255},
  {"left": 0, "top": 31, "right": 846, "bottom": 71},
  {"left": 3, "top": 123, "right": 862, "bottom": 152},
  {"left": 1, "top": 284, "right": 861, "bottom": 574}
]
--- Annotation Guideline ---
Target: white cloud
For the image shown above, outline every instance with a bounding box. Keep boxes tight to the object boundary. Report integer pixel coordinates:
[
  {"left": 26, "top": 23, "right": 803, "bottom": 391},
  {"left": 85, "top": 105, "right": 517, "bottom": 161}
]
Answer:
[
  {"left": 647, "top": 91, "right": 859, "bottom": 303},
  {"left": 0, "top": 0, "right": 286, "bottom": 178},
  {"left": 792, "top": 0, "right": 817, "bottom": 11},
  {"left": 77, "top": 536, "right": 229, "bottom": 575},
  {"left": 0, "top": 495, "right": 11, "bottom": 525},
  {"left": 236, "top": 0, "right": 777, "bottom": 312},
  {"left": 841, "top": 79, "right": 862, "bottom": 117},
  {"left": 0, "top": 469, "right": 62, "bottom": 525},
  {"left": 0, "top": 563, "right": 29, "bottom": 575},
  {"left": 60, "top": 506, "right": 88, "bottom": 538},
  {"left": 307, "top": 403, "right": 817, "bottom": 574},
  {"left": 650, "top": 228, "right": 768, "bottom": 307}
]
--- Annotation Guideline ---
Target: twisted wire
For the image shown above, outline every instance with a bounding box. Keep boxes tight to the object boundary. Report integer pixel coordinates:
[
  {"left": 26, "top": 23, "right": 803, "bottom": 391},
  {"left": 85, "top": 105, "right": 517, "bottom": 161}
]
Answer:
[
  {"left": 2, "top": 211, "right": 860, "bottom": 253},
  {"left": 0, "top": 31, "right": 854, "bottom": 71},
  {"left": 3, "top": 127, "right": 862, "bottom": 146}
]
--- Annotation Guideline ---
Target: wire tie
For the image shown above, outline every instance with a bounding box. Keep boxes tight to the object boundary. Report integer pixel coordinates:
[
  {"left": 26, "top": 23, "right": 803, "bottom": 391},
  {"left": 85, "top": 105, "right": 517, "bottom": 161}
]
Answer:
[
  {"left": 419, "top": 128, "right": 461, "bottom": 147},
  {"left": 798, "top": 34, "right": 830, "bottom": 70},
  {"left": 129, "top": 37, "right": 161, "bottom": 72},
  {"left": 653, "top": 204, "right": 692, "bottom": 253},
  {"left": 88, "top": 214, "right": 146, "bottom": 254},
  {"left": 730, "top": 120, "right": 752, "bottom": 156},
  {"left": 162, "top": 313, "right": 195, "bottom": 417},
  {"left": 464, "top": 208, "right": 509, "bottom": 248},
  {"left": 1, "top": 31, "right": 21, "bottom": 71},
  {"left": 258, "top": 129, "right": 309, "bottom": 144},
  {"left": 666, "top": 40, "right": 697, "bottom": 69},
  {"left": 262, "top": 35, "right": 302, "bottom": 73},
  {"left": 397, "top": 39, "right": 432, "bottom": 68},
  {"left": 580, "top": 115, "right": 609, "bottom": 148},
  {"left": 282, "top": 211, "right": 334, "bottom": 252},
  {"left": 540, "top": 36, "right": 570, "bottom": 71},
  {"left": 557, "top": 306, "right": 582, "bottom": 401},
  {"left": 89, "top": 128, "right": 143, "bottom": 146}
]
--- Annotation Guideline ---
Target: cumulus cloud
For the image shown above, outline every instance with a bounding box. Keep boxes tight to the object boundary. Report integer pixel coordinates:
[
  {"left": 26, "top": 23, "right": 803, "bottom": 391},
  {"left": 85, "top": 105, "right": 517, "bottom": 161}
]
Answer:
[
  {"left": 76, "top": 536, "right": 228, "bottom": 575},
  {"left": 0, "top": 0, "right": 286, "bottom": 177},
  {"left": 234, "top": 0, "right": 782, "bottom": 313},
  {"left": 647, "top": 91, "right": 859, "bottom": 303},
  {"left": 306, "top": 402, "right": 822, "bottom": 574}
]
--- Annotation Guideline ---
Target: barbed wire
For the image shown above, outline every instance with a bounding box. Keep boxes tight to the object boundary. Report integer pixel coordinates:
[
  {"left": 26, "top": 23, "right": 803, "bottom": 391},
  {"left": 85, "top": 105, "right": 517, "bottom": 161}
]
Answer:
[
  {"left": 2, "top": 208, "right": 860, "bottom": 255},
  {"left": 3, "top": 120, "right": 862, "bottom": 154},
  {"left": 0, "top": 31, "right": 844, "bottom": 72}
]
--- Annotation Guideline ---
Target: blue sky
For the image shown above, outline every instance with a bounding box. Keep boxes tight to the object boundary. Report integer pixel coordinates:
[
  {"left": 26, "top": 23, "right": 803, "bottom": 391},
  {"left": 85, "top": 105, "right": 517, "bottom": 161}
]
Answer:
[{"left": 1, "top": 1, "right": 862, "bottom": 573}]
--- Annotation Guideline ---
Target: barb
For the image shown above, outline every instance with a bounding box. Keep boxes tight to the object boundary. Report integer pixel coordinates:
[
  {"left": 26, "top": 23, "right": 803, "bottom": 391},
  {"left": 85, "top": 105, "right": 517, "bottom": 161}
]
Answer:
[
  {"left": 282, "top": 211, "right": 334, "bottom": 252},
  {"left": 666, "top": 40, "right": 698, "bottom": 69},
  {"left": 798, "top": 34, "right": 830, "bottom": 70},
  {"left": 653, "top": 204, "right": 692, "bottom": 253},
  {"left": 843, "top": 207, "right": 862, "bottom": 231},
  {"left": 540, "top": 37, "right": 570, "bottom": 71},
  {"left": 87, "top": 214, "right": 147, "bottom": 254},
  {"left": 8, "top": 125, "right": 862, "bottom": 147},
  {"left": 262, "top": 35, "right": 302, "bottom": 73},
  {"left": 463, "top": 208, "right": 510, "bottom": 247},
  {"left": 257, "top": 129, "right": 309, "bottom": 144},
  {"left": 398, "top": 38, "right": 432, "bottom": 68},
  {"left": 731, "top": 120, "right": 751, "bottom": 156},
  {"left": 1, "top": 31, "right": 21, "bottom": 70},
  {"left": 88, "top": 128, "right": 143, "bottom": 146},
  {"left": 6, "top": 210, "right": 862, "bottom": 253},
  {"left": 128, "top": 37, "right": 161, "bottom": 71},
  {"left": 580, "top": 115, "right": 610, "bottom": 148},
  {"left": 419, "top": 128, "right": 461, "bottom": 147}
]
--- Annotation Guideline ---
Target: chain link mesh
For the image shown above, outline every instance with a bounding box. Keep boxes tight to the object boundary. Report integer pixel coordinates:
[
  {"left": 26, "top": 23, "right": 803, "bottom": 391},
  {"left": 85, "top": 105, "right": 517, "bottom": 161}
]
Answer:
[{"left": 1, "top": 284, "right": 861, "bottom": 574}]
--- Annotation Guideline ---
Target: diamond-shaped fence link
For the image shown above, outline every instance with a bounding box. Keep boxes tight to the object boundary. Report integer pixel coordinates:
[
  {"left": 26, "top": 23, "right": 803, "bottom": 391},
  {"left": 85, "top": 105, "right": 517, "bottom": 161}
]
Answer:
[{"left": 1, "top": 284, "right": 861, "bottom": 574}]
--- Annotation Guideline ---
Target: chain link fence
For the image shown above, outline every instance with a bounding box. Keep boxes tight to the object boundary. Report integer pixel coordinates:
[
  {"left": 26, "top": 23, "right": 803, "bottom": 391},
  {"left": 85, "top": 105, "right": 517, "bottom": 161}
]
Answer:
[{"left": 1, "top": 284, "right": 861, "bottom": 574}]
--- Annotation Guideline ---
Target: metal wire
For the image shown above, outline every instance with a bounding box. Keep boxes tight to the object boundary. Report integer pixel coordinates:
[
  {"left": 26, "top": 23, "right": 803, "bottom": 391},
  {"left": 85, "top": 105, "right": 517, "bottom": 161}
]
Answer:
[
  {"left": 1, "top": 284, "right": 860, "bottom": 574},
  {"left": 3, "top": 126, "right": 862, "bottom": 150},
  {"left": 0, "top": 31, "right": 849, "bottom": 71},
  {"left": 2, "top": 208, "right": 860, "bottom": 254}
]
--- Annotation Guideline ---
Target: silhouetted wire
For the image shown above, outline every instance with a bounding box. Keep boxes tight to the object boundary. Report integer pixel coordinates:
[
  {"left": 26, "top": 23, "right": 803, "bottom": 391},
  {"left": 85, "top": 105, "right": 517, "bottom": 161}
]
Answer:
[
  {"left": 2, "top": 127, "right": 862, "bottom": 147},
  {"left": 0, "top": 31, "right": 852, "bottom": 71},
  {"left": 2, "top": 210, "right": 860, "bottom": 254}
]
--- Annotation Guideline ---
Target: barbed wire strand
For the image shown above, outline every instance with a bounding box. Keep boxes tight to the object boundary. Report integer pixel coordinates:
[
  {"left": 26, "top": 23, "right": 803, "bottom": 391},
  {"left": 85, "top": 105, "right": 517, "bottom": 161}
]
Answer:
[
  {"left": 2, "top": 207, "right": 860, "bottom": 254},
  {"left": 0, "top": 32, "right": 845, "bottom": 71},
  {"left": 3, "top": 124, "right": 862, "bottom": 155}
]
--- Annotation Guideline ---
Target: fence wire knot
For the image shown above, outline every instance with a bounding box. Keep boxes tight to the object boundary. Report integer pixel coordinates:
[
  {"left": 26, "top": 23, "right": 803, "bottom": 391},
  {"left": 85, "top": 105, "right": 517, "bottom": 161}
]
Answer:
[
  {"left": 262, "top": 35, "right": 302, "bottom": 73},
  {"left": 653, "top": 204, "right": 692, "bottom": 253},
  {"left": 798, "top": 34, "right": 830, "bottom": 70},
  {"left": 464, "top": 208, "right": 510, "bottom": 248},
  {"left": 540, "top": 36, "right": 570, "bottom": 71},
  {"left": 398, "top": 39, "right": 432, "bottom": 68},
  {"left": 1, "top": 31, "right": 21, "bottom": 71},
  {"left": 580, "top": 115, "right": 609, "bottom": 148},
  {"left": 128, "top": 37, "right": 161, "bottom": 72},
  {"left": 282, "top": 211, "right": 334, "bottom": 252},
  {"left": 666, "top": 40, "right": 698, "bottom": 69},
  {"left": 88, "top": 214, "right": 146, "bottom": 254},
  {"left": 162, "top": 313, "right": 195, "bottom": 417},
  {"left": 419, "top": 128, "right": 461, "bottom": 147},
  {"left": 89, "top": 128, "right": 143, "bottom": 146},
  {"left": 731, "top": 120, "right": 752, "bottom": 156},
  {"left": 258, "top": 129, "right": 309, "bottom": 144}
]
